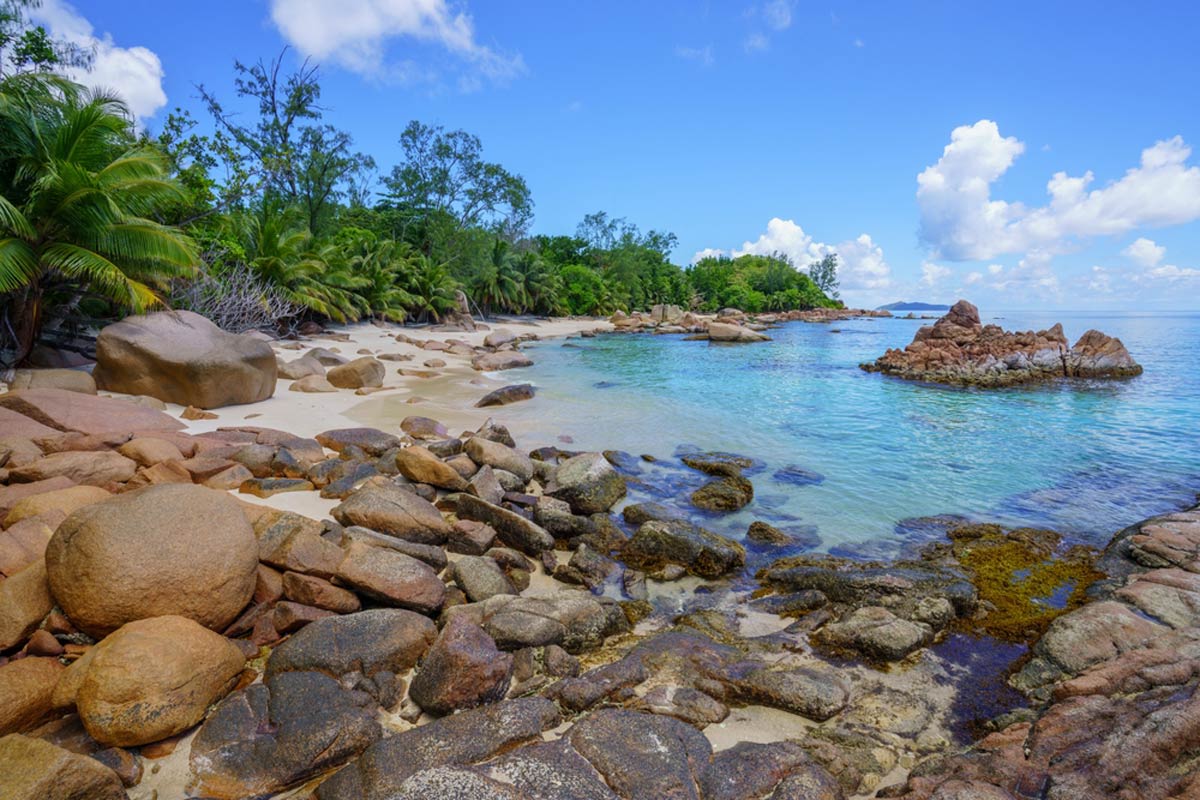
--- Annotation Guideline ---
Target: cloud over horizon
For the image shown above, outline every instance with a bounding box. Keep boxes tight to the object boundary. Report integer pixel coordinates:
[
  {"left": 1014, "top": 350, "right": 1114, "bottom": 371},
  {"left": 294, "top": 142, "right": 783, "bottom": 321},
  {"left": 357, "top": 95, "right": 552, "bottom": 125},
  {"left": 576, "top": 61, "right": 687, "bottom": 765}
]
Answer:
[
  {"left": 693, "top": 217, "right": 893, "bottom": 296},
  {"left": 918, "top": 120, "right": 1200, "bottom": 262}
]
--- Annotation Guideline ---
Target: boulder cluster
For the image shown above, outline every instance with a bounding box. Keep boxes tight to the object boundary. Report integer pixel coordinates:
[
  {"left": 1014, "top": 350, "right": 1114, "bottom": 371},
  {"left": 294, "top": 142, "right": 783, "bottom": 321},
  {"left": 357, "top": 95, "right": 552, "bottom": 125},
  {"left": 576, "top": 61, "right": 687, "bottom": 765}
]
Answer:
[
  {"left": 609, "top": 303, "right": 889, "bottom": 343},
  {"left": 862, "top": 299, "right": 1143, "bottom": 386}
]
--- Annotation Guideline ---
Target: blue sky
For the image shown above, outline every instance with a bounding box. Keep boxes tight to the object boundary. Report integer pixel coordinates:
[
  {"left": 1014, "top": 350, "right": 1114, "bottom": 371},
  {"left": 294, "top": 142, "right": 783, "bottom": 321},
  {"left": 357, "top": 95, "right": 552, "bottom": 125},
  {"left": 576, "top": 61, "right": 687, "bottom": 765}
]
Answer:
[{"left": 33, "top": 0, "right": 1200, "bottom": 309}]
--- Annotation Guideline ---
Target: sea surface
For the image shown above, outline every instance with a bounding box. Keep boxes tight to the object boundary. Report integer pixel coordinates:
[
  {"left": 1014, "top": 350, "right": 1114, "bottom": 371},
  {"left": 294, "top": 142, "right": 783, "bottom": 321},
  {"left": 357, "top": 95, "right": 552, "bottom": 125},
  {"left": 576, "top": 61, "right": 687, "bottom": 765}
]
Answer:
[{"left": 499, "top": 309, "right": 1200, "bottom": 557}]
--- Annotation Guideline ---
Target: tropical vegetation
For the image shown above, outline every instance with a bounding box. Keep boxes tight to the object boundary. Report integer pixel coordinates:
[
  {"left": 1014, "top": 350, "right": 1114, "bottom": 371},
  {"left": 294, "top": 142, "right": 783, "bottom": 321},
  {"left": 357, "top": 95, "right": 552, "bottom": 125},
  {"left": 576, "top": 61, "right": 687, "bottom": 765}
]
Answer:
[{"left": 0, "top": 10, "right": 839, "bottom": 367}]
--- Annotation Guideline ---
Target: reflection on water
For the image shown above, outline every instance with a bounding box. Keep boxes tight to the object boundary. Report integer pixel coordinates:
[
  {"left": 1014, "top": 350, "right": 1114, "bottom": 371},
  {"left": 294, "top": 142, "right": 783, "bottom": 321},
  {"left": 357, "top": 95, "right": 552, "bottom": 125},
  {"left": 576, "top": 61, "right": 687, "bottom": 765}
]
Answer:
[{"left": 493, "top": 310, "right": 1200, "bottom": 554}]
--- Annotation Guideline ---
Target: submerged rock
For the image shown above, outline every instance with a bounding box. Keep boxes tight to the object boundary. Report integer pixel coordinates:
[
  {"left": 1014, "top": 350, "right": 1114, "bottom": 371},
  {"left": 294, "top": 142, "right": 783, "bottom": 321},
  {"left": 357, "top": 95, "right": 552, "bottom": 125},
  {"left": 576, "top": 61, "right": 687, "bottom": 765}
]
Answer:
[{"left": 622, "top": 520, "right": 745, "bottom": 579}]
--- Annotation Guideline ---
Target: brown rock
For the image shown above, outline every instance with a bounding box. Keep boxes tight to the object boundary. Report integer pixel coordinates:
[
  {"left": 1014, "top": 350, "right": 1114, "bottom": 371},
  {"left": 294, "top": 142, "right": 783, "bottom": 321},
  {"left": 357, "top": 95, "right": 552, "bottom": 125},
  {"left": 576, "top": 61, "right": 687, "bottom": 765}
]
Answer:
[
  {"left": 0, "top": 560, "right": 53, "bottom": 651},
  {"left": 9, "top": 451, "right": 137, "bottom": 487},
  {"left": 335, "top": 541, "right": 446, "bottom": 614},
  {"left": 282, "top": 571, "right": 362, "bottom": 613},
  {"left": 0, "top": 733, "right": 128, "bottom": 799},
  {"left": 0, "top": 388, "right": 184, "bottom": 435},
  {"left": 203, "top": 463, "right": 255, "bottom": 489},
  {"left": 76, "top": 615, "right": 246, "bottom": 747},
  {"left": 93, "top": 310, "right": 277, "bottom": 408},
  {"left": 272, "top": 601, "right": 337, "bottom": 633},
  {"left": 326, "top": 357, "right": 385, "bottom": 389},
  {"left": 394, "top": 446, "right": 468, "bottom": 491},
  {"left": 181, "top": 405, "right": 219, "bottom": 420},
  {"left": 289, "top": 375, "right": 337, "bottom": 393},
  {"left": 475, "top": 384, "right": 535, "bottom": 407},
  {"left": 0, "top": 406, "right": 60, "bottom": 439},
  {"left": 410, "top": 616, "right": 513, "bottom": 715},
  {"left": 10, "top": 368, "right": 97, "bottom": 395},
  {"left": 0, "top": 657, "right": 64, "bottom": 735},
  {"left": 45, "top": 484, "right": 259, "bottom": 637},
  {"left": 862, "top": 299, "right": 1143, "bottom": 386},
  {"left": 116, "top": 437, "right": 184, "bottom": 467},
  {"left": 400, "top": 415, "right": 448, "bottom": 440},
  {"left": 0, "top": 516, "right": 56, "bottom": 577},
  {"left": 4, "top": 485, "right": 109, "bottom": 527},
  {"left": 122, "top": 459, "right": 193, "bottom": 490},
  {"left": 331, "top": 481, "right": 451, "bottom": 544},
  {"left": 0, "top": 476, "right": 75, "bottom": 520},
  {"left": 471, "top": 351, "right": 533, "bottom": 371}
]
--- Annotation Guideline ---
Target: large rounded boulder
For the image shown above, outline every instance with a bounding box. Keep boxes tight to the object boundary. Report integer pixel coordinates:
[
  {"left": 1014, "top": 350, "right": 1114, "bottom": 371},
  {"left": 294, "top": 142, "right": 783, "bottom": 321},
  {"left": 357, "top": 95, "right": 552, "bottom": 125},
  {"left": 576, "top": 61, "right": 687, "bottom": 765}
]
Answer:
[
  {"left": 93, "top": 310, "right": 277, "bottom": 409},
  {"left": 76, "top": 615, "right": 246, "bottom": 747},
  {"left": 45, "top": 484, "right": 259, "bottom": 637}
]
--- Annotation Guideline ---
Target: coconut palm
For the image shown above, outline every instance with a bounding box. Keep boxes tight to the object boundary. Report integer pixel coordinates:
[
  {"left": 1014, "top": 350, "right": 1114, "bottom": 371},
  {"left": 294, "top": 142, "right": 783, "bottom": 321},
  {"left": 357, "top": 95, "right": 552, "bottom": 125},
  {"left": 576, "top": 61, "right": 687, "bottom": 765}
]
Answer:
[
  {"left": 0, "top": 74, "right": 198, "bottom": 365},
  {"left": 342, "top": 232, "right": 415, "bottom": 322},
  {"left": 404, "top": 256, "right": 458, "bottom": 323},
  {"left": 472, "top": 238, "right": 523, "bottom": 316},
  {"left": 234, "top": 205, "right": 360, "bottom": 322}
]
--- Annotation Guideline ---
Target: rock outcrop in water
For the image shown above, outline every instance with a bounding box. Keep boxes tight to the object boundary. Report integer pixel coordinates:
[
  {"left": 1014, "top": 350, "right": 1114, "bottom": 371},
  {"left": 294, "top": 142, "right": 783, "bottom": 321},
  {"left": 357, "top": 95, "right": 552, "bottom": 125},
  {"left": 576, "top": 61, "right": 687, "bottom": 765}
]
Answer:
[{"left": 861, "top": 299, "right": 1143, "bottom": 386}]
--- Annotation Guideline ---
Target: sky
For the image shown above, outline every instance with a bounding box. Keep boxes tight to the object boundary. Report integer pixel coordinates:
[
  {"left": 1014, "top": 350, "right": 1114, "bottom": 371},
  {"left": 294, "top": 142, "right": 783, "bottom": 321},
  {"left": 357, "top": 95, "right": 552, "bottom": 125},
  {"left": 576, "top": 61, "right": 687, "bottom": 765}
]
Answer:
[{"left": 29, "top": 0, "right": 1200, "bottom": 310}]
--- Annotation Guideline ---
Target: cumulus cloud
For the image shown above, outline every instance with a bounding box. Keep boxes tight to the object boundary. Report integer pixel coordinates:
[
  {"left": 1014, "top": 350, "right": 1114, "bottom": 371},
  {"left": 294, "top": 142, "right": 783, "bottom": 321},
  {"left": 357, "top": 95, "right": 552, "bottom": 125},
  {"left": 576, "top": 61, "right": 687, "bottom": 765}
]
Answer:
[
  {"left": 918, "top": 120, "right": 1200, "bottom": 262},
  {"left": 269, "top": 0, "right": 523, "bottom": 84},
  {"left": 1122, "top": 237, "right": 1165, "bottom": 268},
  {"left": 920, "top": 261, "right": 951, "bottom": 287},
  {"left": 692, "top": 218, "right": 892, "bottom": 292},
  {"left": 1124, "top": 239, "right": 1200, "bottom": 282},
  {"left": 30, "top": 0, "right": 166, "bottom": 122}
]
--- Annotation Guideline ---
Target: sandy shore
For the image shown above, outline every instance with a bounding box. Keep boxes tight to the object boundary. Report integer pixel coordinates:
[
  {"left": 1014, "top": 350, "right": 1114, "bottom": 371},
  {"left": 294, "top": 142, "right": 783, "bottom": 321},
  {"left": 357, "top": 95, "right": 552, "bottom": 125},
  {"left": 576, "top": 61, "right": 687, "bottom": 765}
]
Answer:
[{"left": 158, "top": 316, "right": 608, "bottom": 518}]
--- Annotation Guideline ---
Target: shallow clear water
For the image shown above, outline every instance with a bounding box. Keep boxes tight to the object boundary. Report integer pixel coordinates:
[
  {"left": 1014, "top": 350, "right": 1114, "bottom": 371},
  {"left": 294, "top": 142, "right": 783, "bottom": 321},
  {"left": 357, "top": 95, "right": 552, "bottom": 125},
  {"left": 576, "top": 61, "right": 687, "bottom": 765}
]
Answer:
[{"left": 500, "top": 309, "right": 1200, "bottom": 556}]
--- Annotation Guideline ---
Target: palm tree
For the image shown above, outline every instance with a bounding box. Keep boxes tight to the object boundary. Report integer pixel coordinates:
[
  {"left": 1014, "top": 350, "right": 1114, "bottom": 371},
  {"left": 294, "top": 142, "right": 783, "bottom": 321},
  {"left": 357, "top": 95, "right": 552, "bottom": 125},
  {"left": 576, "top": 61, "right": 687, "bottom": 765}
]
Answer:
[
  {"left": 343, "top": 235, "right": 414, "bottom": 322},
  {"left": 234, "top": 205, "right": 360, "bottom": 322},
  {"left": 472, "top": 238, "right": 522, "bottom": 317},
  {"left": 0, "top": 74, "right": 198, "bottom": 365},
  {"left": 514, "top": 251, "right": 564, "bottom": 315},
  {"left": 404, "top": 255, "right": 458, "bottom": 323}
]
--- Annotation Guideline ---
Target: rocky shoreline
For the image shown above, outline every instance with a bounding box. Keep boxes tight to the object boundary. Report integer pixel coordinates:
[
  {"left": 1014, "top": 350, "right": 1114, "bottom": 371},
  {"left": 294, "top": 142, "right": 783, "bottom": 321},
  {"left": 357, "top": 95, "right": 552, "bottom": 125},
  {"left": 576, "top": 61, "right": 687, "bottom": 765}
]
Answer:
[
  {"left": 0, "top": 315, "right": 1194, "bottom": 800},
  {"left": 861, "top": 300, "right": 1143, "bottom": 387}
]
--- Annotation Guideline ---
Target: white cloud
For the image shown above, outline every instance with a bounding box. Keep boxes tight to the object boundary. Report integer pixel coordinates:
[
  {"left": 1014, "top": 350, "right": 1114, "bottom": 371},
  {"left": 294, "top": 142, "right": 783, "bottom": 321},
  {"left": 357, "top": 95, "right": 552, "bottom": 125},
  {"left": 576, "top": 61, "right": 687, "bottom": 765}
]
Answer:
[
  {"left": 675, "top": 44, "right": 715, "bottom": 66},
  {"left": 920, "top": 261, "right": 951, "bottom": 287},
  {"left": 762, "top": 0, "right": 794, "bottom": 30},
  {"left": 30, "top": 0, "right": 166, "bottom": 122},
  {"left": 965, "top": 271, "right": 983, "bottom": 285},
  {"left": 1122, "top": 240, "right": 1200, "bottom": 283},
  {"left": 976, "top": 251, "right": 1061, "bottom": 298},
  {"left": 693, "top": 218, "right": 892, "bottom": 292},
  {"left": 743, "top": 33, "right": 769, "bottom": 53},
  {"left": 833, "top": 233, "right": 892, "bottom": 290},
  {"left": 269, "top": 0, "right": 523, "bottom": 84},
  {"left": 918, "top": 120, "right": 1200, "bottom": 262},
  {"left": 1122, "top": 237, "right": 1165, "bottom": 268}
]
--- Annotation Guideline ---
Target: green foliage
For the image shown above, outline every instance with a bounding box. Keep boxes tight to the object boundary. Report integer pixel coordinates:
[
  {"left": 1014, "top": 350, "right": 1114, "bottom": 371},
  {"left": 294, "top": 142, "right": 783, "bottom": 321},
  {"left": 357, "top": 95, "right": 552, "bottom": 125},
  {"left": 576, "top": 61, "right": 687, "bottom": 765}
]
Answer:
[
  {"left": 0, "top": 47, "right": 841, "bottom": 361},
  {"left": 0, "top": 74, "right": 197, "bottom": 365},
  {"left": 687, "top": 252, "right": 838, "bottom": 313}
]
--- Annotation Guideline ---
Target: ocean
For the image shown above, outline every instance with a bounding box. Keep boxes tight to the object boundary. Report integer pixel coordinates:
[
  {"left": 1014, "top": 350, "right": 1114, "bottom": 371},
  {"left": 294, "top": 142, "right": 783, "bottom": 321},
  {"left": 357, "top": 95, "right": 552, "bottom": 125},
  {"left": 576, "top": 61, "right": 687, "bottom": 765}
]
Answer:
[{"left": 497, "top": 309, "right": 1200, "bottom": 556}]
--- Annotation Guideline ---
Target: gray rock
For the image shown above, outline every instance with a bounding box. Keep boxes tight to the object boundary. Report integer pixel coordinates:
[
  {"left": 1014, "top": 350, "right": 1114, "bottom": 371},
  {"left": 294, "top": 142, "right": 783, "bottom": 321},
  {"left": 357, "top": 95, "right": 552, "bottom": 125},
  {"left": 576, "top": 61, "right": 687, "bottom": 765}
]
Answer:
[
  {"left": 314, "top": 697, "right": 561, "bottom": 800},
  {"left": 817, "top": 606, "right": 933, "bottom": 662},
  {"left": 464, "top": 437, "right": 533, "bottom": 482},
  {"left": 547, "top": 452, "right": 627, "bottom": 515},
  {"left": 332, "top": 481, "right": 451, "bottom": 545},
  {"left": 622, "top": 520, "right": 745, "bottom": 579},
  {"left": 453, "top": 556, "right": 516, "bottom": 602},
  {"left": 266, "top": 608, "right": 437, "bottom": 679},
  {"left": 453, "top": 493, "right": 554, "bottom": 554},
  {"left": 190, "top": 671, "right": 381, "bottom": 798}
]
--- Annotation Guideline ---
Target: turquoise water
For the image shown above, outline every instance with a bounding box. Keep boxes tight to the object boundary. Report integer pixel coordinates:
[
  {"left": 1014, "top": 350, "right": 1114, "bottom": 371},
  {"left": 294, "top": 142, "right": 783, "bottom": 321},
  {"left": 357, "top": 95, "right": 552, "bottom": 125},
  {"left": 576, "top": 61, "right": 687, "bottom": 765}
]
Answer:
[{"left": 501, "top": 310, "right": 1200, "bottom": 556}]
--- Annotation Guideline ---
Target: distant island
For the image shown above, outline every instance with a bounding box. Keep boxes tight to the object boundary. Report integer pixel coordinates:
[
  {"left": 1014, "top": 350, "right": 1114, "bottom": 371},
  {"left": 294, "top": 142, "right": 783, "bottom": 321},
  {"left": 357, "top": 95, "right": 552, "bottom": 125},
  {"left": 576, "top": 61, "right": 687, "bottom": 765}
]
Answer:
[{"left": 876, "top": 301, "right": 953, "bottom": 311}]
